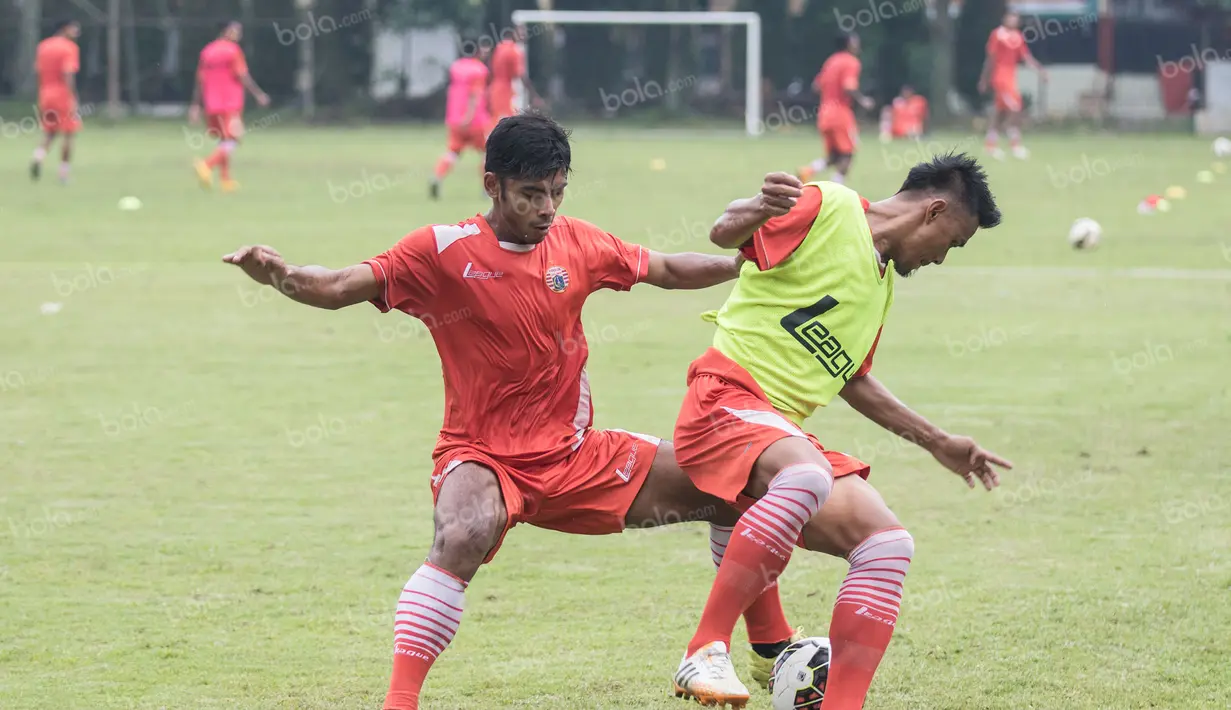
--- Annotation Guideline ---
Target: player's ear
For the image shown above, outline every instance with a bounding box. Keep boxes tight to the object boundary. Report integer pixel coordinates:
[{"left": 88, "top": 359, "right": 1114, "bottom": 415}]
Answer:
[
  {"left": 925, "top": 198, "right": 947, "bottom": 223},
  {"left": 483, "top": 172, "right": 499, "bottom": 199}
]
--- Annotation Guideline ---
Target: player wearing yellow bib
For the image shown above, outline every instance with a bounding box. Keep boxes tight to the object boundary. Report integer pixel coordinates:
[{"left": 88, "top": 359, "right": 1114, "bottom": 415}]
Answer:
[{"left": 672, "top": 154, "right": 1012, "bottom": 709}]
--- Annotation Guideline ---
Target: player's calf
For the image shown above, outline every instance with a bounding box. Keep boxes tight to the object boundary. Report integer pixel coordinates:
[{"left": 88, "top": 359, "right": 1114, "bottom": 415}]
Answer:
[
  {"left": 797, "top": 475, "right": 914, "bottom": 710},
  {"left": 382, "top": 463, "right": 506, "bottom": 710}
]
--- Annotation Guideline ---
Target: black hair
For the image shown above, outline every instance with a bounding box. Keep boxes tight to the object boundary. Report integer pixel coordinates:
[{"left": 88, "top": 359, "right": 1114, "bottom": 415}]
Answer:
[
  {"left": 835, "top": 33, "right": 854, "bottom": 52},
  {"left": 220, "top": 20, "right": 241, "bottom": 34},
  {"left": 485, "top": 111, "right": 572, "bottom": 182},
  {"left": 898, "top": 152, "right": 1001, "bottom": 229},
  {"left": 52, "top": 18, "right": 78, "bottom": 35}
]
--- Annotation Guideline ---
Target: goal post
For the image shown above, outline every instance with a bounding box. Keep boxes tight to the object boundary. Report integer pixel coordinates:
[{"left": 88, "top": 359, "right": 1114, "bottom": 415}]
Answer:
[{"left": 509, "top": 10, "right": 763, "bottom": 136}]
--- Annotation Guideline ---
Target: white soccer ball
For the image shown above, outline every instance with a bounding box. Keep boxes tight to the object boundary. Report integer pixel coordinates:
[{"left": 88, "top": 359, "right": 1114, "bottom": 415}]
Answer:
[
  {"left": 1068, "top": 218, "right": 1102, "bottom": 249},
  {"left": 769, "top": 637, "right": 831, "bottom": 710},
  {"left": 118, "top": 196, "right": 142, "bottom": 211},
  {"left": 1213, "top": 137, "right": 1231, "bottom": 158}
]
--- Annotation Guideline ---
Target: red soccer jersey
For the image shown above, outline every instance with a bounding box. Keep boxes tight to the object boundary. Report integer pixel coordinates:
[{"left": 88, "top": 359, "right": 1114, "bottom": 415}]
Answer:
[
  {"left": 986, "top": 27, "right": 1029, "bottom": 87},
  {"left": 815, "top": 51, "right": 861, "bottom": 112},
  {"left": 739, "top": 186, "right": 881, "bottom": 377},
  {"left": 35, "top": 37, "right": 79, "bottom": 101},
  {"left": 491, "top": 40, "right": 525, "bottom": 85},
  {"left": 198, "top": 38, "right": 248, "bottom": 115},
  {"left": 364, "top": 214, "right": 650, "bottom": 468}
]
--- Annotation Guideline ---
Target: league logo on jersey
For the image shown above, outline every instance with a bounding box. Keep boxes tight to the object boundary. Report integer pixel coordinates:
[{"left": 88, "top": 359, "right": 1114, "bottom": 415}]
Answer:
[{"left": 544, "top": 265, "right": 570, "bottom": 293}]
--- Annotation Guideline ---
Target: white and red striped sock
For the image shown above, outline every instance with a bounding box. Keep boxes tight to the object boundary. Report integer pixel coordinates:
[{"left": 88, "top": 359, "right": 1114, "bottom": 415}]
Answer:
[
  {"left": 823, "top": 527, "right": 914, "bottom": 710},
  {"left": 711, "top": 523, "right": 795, "bottom": 646},
  {"left": 383, "top": 562, "right": 466, "bottom": 710},
  {"left": 740, "top": 463, "right": 832, "bottom": 561},
  {"left": 687, "top": 463, "right": 831, "bottom": 655}
]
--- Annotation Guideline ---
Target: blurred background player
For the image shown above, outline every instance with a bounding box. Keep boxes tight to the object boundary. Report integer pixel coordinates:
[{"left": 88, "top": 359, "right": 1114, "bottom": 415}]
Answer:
[
  {"left": 879, "top": 85, "right": 928, "bottom": 142},
  {"left": 430, "top": 43, "right": 492, "bottom": 200},
  {"left": 189, "top": 21, "right": 270, "bottom": 192},
  {"left": 978, "top": 11, "right": 1047, "bottom": 160},
  {"left": 799, "top": 33, "right": 875, "bottom": 186},
  {"left": 31, "top": 19, "right": 81, "bottom": 184},
  {"left": 488, "top": 28, "right": 541, "bottom": 127}
]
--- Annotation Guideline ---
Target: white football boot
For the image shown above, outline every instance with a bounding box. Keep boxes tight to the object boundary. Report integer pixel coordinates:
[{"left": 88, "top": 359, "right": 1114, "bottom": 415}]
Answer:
[
  {"left": 1012, "top": 145, "right": 1030, "bottom": 160},
  {"left": 673, "top": 641, "right": 750, "bottom": 708}
]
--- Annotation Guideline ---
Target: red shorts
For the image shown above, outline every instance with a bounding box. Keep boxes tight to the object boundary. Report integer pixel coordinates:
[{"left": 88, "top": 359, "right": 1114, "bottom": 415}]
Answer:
[
  {"left": 206, "top": 112, "right": 243, "bottom": 142},
  {"left": 674, "top": 348, "right": 870, "bottom": 508},
  {"left": 39, "top": 98, "right": 81, "bottom": 134},
  {"left": 430, "top": 428, "right": 660, "bottom": 563},
  {"left": 993, "top": 83, "right": 1022, "bottom": 113},
  {"left": 447, "top": 124, "right": 487, "bottom": 153}
]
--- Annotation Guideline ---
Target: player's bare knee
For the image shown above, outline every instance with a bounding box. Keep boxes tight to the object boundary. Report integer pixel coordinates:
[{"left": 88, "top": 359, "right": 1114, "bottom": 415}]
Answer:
[
  {"left": 429, "top": 464, "right": 506, "bottom": 572},
  {"left": 430, "top": 501, "right": 505, "bottom": 570},
  {"left": 746, "top": 437, "right": 834, "bottom": 499}
]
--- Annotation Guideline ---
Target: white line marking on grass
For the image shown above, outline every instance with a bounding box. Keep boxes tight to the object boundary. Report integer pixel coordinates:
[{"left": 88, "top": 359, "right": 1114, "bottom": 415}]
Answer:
[{"left": 939, "top": 267, "right": 1231, "bottom": 281}]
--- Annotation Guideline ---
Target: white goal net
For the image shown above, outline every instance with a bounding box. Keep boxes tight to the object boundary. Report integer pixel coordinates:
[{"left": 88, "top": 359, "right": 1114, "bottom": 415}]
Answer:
[{"left": 510, "top": 10, "right": 763, "bottom": 136}]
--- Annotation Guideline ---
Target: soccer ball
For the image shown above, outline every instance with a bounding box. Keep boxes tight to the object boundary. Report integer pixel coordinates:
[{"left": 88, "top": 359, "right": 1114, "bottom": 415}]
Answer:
[
  {"left": 1067, "top": 218, "right": 1101, "bottom": 249},
  {"left": 1213, "top": 137, "right": 1231, "bottom": 158},
  {"left": 768, "top": 637, "right": 831, "bottom": 710}
]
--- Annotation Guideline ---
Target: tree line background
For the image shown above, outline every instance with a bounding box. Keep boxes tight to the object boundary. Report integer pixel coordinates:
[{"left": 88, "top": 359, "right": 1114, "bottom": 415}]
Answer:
[{"left": 1, "top": 0, "right": 1228, "bottom": 124}]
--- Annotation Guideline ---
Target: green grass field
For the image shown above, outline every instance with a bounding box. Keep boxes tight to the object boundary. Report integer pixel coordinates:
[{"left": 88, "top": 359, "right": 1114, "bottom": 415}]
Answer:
[{"left": 2, "top": 123, "right": 1229, "bottom": 710}]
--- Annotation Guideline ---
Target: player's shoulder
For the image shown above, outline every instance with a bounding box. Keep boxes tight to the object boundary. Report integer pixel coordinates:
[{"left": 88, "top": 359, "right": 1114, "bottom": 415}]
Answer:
[
  {"left": 812, "top": 182, "right": 865, "bottom": 217},
  {"left": 552, "top": 215, "right": 610, "bottom": 242},
  {"left": 398, "top": 215, "right": 488, "bottom": 256}
]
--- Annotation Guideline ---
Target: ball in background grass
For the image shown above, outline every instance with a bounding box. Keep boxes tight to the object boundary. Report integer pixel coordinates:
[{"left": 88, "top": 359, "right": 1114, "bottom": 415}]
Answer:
[
  {"left": 1197, "top": 170, "right": 1214, "bottom": 184},
  {"left": 118, "top": 196, "right": 142, "bottom": 211},
  {"left": 649, "top": 158, "right": 667, "bottom": 171},
  {"left": 1213, "top": 137, "right": 1231, "bottom": 158}
]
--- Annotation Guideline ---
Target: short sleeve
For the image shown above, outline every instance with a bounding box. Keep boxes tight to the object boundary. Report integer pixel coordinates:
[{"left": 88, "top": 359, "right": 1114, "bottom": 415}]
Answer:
[
  {"left": 740, "top": 185, "right": 822, "bottom": 270},
  {"left": 515, "top": 48, "right": 526, "bottom": 76},
  {"left": 986, "top": 31, "right": 999, "bottom": 56},
  {"left": 577, "top": 220, "right": 648, "bottom": 292},
  {"left": 842, "top": 59, "right": 860, "bottom": 92},
  {"left": 64, "top": 45, "right": 79, "bottom": 74},
  {"left": 233, "top": 48, "right": 248, "bottom": 77},
  {"left": 854, "top": 327, "right": 883, "bottom": 378},
  {"left": 364, "top": 228, "right": 439, "bottom": 314}
]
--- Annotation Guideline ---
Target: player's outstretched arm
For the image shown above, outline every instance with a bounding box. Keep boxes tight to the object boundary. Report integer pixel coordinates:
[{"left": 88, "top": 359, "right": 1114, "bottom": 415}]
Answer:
[
  {"left": 223, "top": 245, "right": 380, "bottom": 310},
  {"left": 709, "top": 172, "right": 803, "bottom": 249},
  {"left": 840, "top": 374, "right": 1013, "bottom": 491},
  {"left": 643, "top": 251, "right": 743, "bottom": 290}
]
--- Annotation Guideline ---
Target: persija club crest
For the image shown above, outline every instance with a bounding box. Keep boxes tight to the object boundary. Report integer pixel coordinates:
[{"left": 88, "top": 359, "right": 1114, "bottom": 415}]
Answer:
[{"left": 544, "top": 265, "right": 570, "bottom": 293}]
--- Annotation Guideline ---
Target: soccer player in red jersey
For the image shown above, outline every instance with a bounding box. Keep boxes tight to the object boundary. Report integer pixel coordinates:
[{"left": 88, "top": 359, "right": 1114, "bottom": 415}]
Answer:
[
  {"left": 430, "top": 43, "right": 492, "bottom": 200},
  {"left": 224, "top": 112, "right": 801, "bottom": 710},
  {"left": 488, "top": 30, "right": 540, "bottom": 128},
  {"left": 979, "top": 11, "right": 1046, "bottom": 160},
  {"left": 189, "top": 21, "right": 269, "bottom": 192},
  {"left": 799, "top": 33, "right": 875, "bottom": 186},
  {"left": 671, "top": 157, "right": 1011, "bottom": 708},
  {"left": 31, "top": 19, "right": 82, "bottom": 184},
  {"left": 881, "top": 85, "right": 928, "bottom": 141}
]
